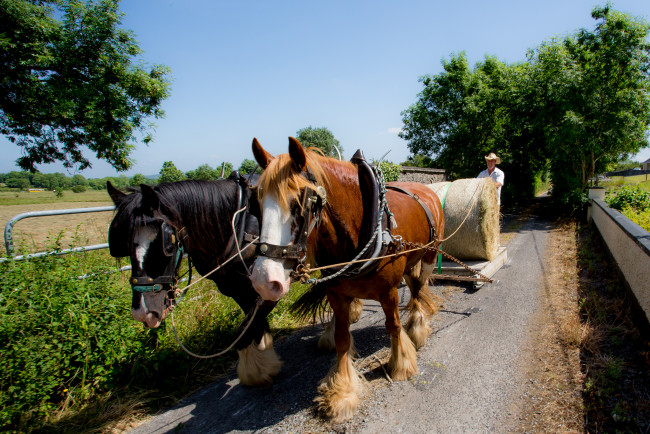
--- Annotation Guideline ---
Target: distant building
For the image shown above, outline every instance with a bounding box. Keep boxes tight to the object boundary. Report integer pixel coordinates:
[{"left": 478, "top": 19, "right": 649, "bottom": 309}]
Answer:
[{"left": 643, "top": 158, "right": 650, "bottom": 171}]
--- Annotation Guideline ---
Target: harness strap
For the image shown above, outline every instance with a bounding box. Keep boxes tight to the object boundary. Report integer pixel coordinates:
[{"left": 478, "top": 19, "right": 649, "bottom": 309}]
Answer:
[{"left": 385, "top": 185, "right": 438, "bottom": 244}]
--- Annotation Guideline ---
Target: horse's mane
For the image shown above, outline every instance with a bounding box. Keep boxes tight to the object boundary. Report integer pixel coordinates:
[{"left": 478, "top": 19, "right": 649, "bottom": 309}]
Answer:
[
  {"left": 258, "top": 148, "right": 351, "bottom": 212},
  {"left": 111, "top": 179, "right": 241, "bottom": 258}
]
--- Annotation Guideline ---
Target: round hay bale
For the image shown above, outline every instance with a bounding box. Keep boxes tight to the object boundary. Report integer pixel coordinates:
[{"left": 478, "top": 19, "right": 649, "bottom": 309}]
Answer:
[{"left": 427, "top": 178, "right": 499, "bottom": 261}]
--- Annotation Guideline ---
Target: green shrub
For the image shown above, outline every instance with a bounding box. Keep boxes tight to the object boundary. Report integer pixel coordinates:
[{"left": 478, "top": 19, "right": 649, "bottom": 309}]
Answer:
[
  {"left": 378, "top": 161, "right": 402, "bottom": 182},
  {"left": 71, "top": 185, "right": 87, "bottom": 193},
  {"left": 0, "top": 232, "right": 311, "bottom": 431},
  {"left": 605, "top": 185, "right": 650, "bottom": 212},
  {"left": 0, "top": 234, "right": 149, "bottom": 429}
]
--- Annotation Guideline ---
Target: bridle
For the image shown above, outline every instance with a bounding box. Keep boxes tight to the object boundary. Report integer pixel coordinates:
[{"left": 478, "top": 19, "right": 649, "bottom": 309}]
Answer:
[
  {"left": 130, "top": 214, "right": 187, "bottom": 296},
  {"left": 255, "top": 174, "right": 327, "bottom": 271},
  {"left": 131, "top": 172, "right": 255, "bottom": 300}
]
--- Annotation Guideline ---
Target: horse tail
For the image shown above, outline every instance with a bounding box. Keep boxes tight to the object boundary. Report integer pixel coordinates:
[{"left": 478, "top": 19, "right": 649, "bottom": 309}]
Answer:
[{"left": 289, "top": 284, "right": 330, "bottom": 323}]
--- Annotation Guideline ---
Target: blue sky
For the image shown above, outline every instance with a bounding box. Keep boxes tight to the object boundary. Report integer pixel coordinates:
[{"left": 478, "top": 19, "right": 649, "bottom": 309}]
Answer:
[{"left": 2, "top": 0, "right": 649, "bottom": 178}]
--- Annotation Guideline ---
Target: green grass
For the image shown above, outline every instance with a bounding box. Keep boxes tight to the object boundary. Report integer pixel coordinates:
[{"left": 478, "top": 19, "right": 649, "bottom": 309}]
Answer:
[
  {"left": 600, "top": 174, "right": 650, "bottom": 191},
  {"left": 0, "top": 190, "right": 111, "bottom": 206}
]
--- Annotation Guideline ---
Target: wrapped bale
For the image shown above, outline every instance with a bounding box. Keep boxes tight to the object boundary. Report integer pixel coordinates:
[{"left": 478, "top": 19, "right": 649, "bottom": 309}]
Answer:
[{"left": 427, "top": 178, "right": 499, "bottom": 261}]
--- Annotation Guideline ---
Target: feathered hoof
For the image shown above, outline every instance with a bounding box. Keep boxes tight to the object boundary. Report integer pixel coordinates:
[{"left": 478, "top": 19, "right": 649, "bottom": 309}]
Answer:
[
  {"left": 405, "top": 310, "right": 432, "bottom": 350},
  {"left": 315, "top": 362, "right": 363, "bottom": 423},
  {"left": 237, "top": 332, "right": 283, "bottom": 386},
  {"left": 388, "top": 329, "right": 418, "bottom": 381},
  {"left": 349, "top": 298, "right": 364, "bottom": 324}
]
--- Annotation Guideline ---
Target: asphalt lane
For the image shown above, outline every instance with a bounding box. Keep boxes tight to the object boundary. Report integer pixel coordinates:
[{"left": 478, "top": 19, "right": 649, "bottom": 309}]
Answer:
[{"left": 130, "top": 214, "right": 552, "bottom": 433}]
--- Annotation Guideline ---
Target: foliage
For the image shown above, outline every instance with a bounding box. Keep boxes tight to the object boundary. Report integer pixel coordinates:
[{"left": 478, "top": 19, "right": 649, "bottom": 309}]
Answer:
[
  {"left": 129, "top": 173, "right": 147, "bottom": 187},
  {"left": 185, "top": 164, "right": 220, "bottom": 181},
  {"left": 377, "top": 161, "right": 401, "bottom": 182},
  {"left": 71, "top": 184, "right": 86, "bottom": 193},
  {"left": 296, "top": 126, "right": 343, "bottom": 158},
  {"left": 0, "top": 0, "right": 171, "bottom": 172},
  {"left": 605, "top": 185, "right": 650, "bottom": 212},
  {"left": 0, "top": 242, "right": 140, "bottom": 429},
  {"left": 400, "top": 6, "right": 650, "bottom": 209},
  {"left": 612, "top": 158, "right": 643, "bottom": 172},
  {"left": 0, "top": 232, "right": 312, "bottom": 431},
  {"left": 216, "top": 162, "right": 233, "bottom": 179},
  {"left": 238, "top": 158, "right": 261, "bottom": 175},
  {"left": 158, "top": 161, "right": 186, "bottom": 183},
  {"left": 402, "top": 154, "right": 434, "bottom": 168},
  {"left": 530, "top": 6, "right": 650, "bottom": 206}
]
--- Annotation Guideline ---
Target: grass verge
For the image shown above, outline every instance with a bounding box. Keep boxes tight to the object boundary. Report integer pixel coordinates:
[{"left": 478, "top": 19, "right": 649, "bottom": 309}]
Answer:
[{"left": 0, "top": 230, "right": 311, "bottom": 432}]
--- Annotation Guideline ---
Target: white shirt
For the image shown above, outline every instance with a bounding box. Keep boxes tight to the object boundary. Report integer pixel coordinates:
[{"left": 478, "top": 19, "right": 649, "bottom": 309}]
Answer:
[{"left": 477, "top": 167, "right": 505, "bottom": 205}]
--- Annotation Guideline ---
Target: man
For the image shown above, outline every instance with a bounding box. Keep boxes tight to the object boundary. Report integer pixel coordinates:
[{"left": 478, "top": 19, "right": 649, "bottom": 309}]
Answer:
[{"left": 477, "top": 152, "right": 505, "bottom": 205}]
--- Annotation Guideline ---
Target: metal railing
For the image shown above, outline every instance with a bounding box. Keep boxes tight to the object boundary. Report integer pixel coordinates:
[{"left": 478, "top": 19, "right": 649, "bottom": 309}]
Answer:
[{"left": 2, "top": 205, "right": 116, "bottom": 262}]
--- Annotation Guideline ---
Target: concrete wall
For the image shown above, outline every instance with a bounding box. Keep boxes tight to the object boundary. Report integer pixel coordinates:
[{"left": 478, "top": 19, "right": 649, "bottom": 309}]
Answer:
[
  {"left": 590, "top": 199, "right": 650, "bottom": 331},
  {"left": 398, "top": 166, "right": 447, "bottom": 184}
]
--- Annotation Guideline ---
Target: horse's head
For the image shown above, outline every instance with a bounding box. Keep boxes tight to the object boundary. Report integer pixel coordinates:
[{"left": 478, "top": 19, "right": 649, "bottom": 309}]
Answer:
[
  {"left": 107, "top": 181, "right": 184, "bottom": 328},
  {"left": 249, "top": 137, "right": 328, "bottom": 301}
]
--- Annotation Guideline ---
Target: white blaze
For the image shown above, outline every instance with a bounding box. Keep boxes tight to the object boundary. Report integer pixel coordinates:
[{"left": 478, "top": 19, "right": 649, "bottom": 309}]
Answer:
[{"left": 250, "top": 195, "right": 294, "bottom": 301}]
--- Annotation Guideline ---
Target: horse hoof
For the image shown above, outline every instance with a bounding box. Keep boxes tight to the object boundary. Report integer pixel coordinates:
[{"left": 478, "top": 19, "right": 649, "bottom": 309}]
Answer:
[
  {"left": 388, "top": 329, "right": 418, "bottom": 381},
  {"left": 237, "top": 333, "right": 283, "bottom": 386},
  {"left": 315, "top": 366, "right": 363, "bottom": 423}
]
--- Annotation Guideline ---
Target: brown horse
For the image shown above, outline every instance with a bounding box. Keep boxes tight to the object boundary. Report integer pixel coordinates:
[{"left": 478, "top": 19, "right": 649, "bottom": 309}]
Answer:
[{"left": 250, "top": 137, "right": 444, "bottom": 422}]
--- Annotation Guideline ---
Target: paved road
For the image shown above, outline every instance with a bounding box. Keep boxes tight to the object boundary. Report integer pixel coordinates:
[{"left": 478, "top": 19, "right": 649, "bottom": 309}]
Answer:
[{"left": 131, "top": 213, "right": 552, "bottom": 433}]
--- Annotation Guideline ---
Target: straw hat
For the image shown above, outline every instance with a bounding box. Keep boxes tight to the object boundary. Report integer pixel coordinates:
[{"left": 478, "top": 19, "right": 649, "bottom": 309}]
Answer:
[{"left": 484, "top": 152, "right": 500, "bottom": 164}]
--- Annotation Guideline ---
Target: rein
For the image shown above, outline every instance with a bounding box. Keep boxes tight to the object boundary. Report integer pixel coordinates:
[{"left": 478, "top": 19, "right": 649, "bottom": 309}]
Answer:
[{"left": 168, "top": 208, "right": 262, "bottom": 359}]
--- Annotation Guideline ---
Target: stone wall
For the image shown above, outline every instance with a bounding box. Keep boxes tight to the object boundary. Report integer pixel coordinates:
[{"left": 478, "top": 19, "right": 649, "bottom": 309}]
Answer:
[{"left": 397, "top": 166, "right": 447, "bottom": 184}]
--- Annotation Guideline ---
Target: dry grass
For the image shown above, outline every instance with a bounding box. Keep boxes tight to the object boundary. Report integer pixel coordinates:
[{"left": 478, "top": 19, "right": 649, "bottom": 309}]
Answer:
[
  {"left": 508, "top": 219, "right": 585, "bottom": 433},
  {"left": 1, "top": 201, "right": 114, "bottom": 256},
  {"left": 505, "top": 209, "right": 650, "bottom": 432}
]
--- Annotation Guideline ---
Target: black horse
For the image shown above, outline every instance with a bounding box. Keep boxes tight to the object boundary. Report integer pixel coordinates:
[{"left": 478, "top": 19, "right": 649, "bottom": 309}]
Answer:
[{"left": 107, "top": 172, "right": 282, "bottom": 386}]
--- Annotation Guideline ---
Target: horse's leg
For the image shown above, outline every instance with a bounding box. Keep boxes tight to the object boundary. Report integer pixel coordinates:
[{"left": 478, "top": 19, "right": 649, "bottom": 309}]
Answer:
[
  {"left": 315, "top": 291, "right": 364, "bottom": 423},
  {"left": 318, "top": 297, "right": 364, "bottom": 352},
  {"left": 380, "top": 286, "right": 418, "bottom": 381},
  {"left": 236, "top": 299, "right": 283, "bottom": 386},
  {"left": 220, "top": 277, "right": 283, "bottom": 386},
  {"left": 403, "top": 254, "right": 439, "bottom": 349}
]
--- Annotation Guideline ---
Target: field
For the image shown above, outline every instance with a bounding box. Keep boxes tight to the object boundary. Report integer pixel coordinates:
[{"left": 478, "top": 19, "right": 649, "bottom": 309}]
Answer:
[{"left": 0, "top": 190, "right": 113, "bottom": 256}]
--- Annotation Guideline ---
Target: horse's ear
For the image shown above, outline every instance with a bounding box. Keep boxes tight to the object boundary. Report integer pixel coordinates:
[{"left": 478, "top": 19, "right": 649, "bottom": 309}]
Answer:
[
  {"left": 107, "top": 181, "right": 126, "bottom": 205},
  {"left": 288, "top": 137, "right": 307, "bottom": 172},
  {"left": 252, "top": 138, "right": 274, "bottom": 169},
  {"left": 140, "top": 184, "right": 160, "bottom": 212}
]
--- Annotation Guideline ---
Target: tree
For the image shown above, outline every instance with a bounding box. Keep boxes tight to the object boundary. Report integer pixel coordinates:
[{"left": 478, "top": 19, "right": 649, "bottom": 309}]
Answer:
[
  {"left": 238, "top": 158, "right": 261, "bottom": 175},
  {"left": 70, "top": 174, "right": 87, "bottom": 187},
  {"left": 529, "top": 6, "right": 650, "bottom": 205},
  {"left": 216, "top": 162, "right": 233, "bottom": 178},
  {"left": 158, "top": 161, "right": 185, "bottom": 183},
  {"left": 186, "top": 164, "right": 219, "bottom": 181},
  {"left": 296, "top": 126, "right": 343, "bottom": 158},
  {"left": 0, "top": 0, "right": 171, "bottom": 172},
  {"left": 129, "top": 173, "right": 147, "bottom": 187}
]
